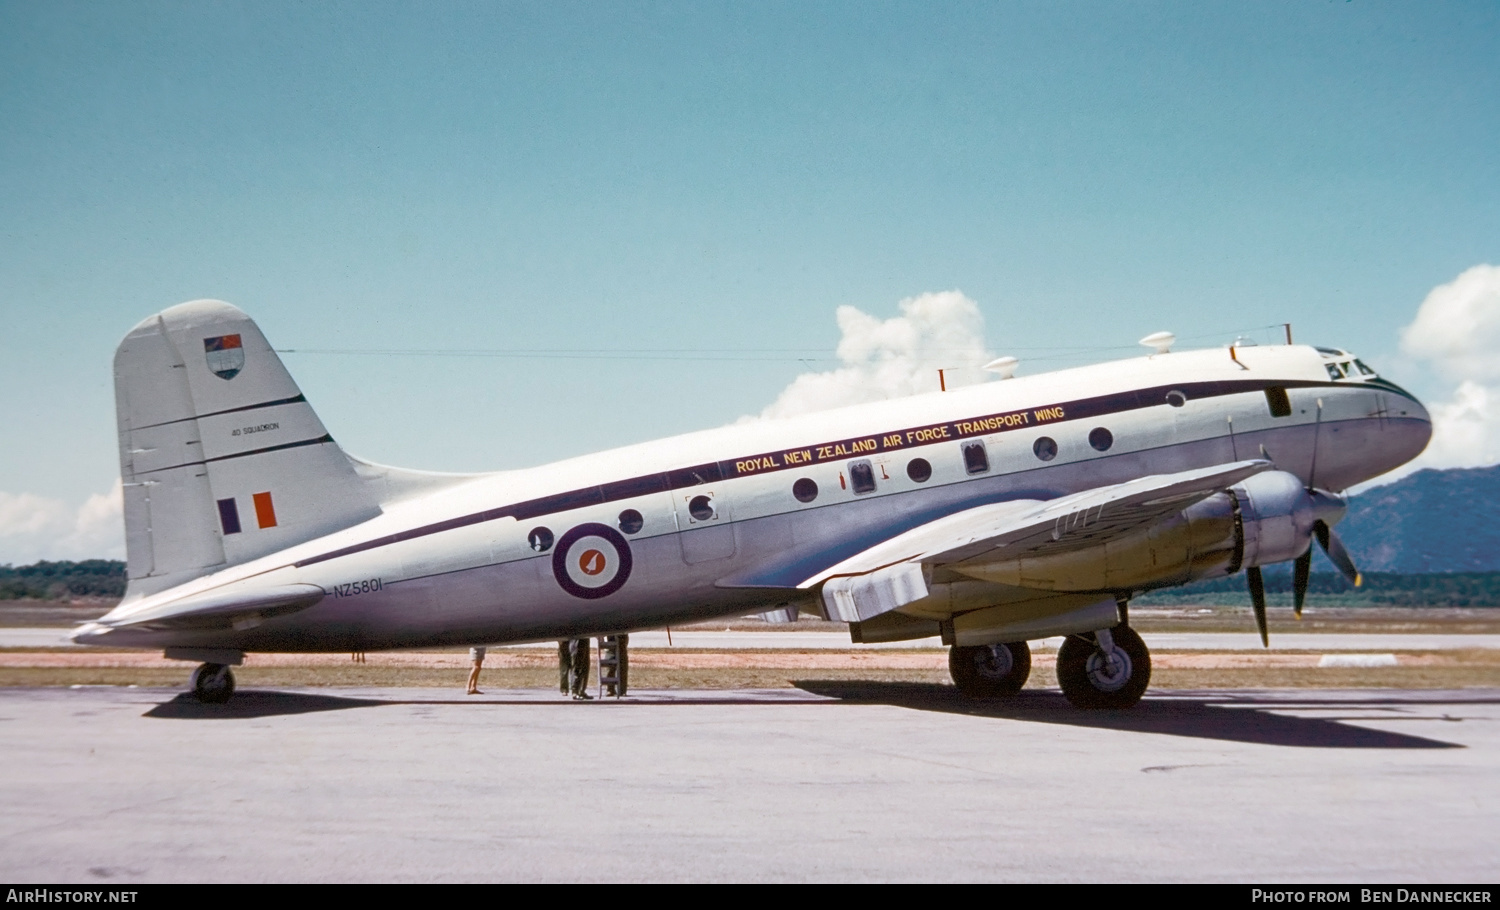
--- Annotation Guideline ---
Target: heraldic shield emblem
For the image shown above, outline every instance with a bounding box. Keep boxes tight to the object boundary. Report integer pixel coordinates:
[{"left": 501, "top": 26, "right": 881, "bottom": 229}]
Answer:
[{"left": 204, "top": 334, "right": 245, "bottom": 380}]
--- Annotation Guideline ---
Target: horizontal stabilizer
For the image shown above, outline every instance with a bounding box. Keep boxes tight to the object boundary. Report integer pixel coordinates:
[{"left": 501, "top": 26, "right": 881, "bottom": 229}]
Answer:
[{"left": 100, "top": 583, "right": 325, "bottom": 631}]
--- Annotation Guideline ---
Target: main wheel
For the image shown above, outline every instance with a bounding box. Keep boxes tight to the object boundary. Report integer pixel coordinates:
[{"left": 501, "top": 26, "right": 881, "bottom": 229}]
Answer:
[
  {"left": 1056, "top": 625, "right": 1150, "bottom": 709},
  {"left": 190, "top": 663, "right": 236, "bottom": 704},
  {"left": 949, "top": 641, "right": 1032, "bottom": 697}
]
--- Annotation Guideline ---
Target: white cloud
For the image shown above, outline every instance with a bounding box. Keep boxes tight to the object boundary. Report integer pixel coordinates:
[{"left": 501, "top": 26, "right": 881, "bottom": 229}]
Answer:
[
  {"left": 1400, "top": 264, "right": 1500, "bottom": 383},
  {"left": 1396, "top": 264, "right": 1500, "bottom": 472},
  {"left": 749, "top": 290, "right": 994, "bottom": 420},
  {"left": 0, "top": 480, "right": 124, "bottom": 565}
]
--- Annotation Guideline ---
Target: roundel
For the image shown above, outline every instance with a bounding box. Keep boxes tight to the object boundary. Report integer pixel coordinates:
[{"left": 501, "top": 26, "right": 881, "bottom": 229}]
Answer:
[{"left": 552, "top": 523, "right": 633, "bottom": 600}]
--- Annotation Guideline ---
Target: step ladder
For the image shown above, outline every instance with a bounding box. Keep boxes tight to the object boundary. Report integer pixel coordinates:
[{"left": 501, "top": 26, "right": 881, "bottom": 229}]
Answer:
[{"left": 597, "top": 634, "right": 629, "bottom": 698}]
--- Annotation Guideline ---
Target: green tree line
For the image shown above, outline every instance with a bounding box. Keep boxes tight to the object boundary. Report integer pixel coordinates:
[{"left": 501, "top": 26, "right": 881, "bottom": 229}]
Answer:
[{"left": 0, "top": 560, "right": 126, "bottom": 599}]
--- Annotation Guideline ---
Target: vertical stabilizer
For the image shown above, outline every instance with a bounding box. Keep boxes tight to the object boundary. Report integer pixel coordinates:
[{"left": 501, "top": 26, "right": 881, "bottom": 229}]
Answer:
[{"left": 116, "top": 300, "right": 382, "bottom": 597}]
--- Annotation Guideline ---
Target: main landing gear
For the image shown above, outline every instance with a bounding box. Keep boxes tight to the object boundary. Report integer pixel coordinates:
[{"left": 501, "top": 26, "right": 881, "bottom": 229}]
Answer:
[
  {"left": 190, "top": 663, "right": 236, "bottom": 704},
  {"left": 947, "top": 625, "right": 1152, "bottom": 708},
  {"left": 1056, "top": 625, "right": 1150, "bottom": 709},
  {"left": 948, "top": 641, "right": 1032, "bottom": 698}
]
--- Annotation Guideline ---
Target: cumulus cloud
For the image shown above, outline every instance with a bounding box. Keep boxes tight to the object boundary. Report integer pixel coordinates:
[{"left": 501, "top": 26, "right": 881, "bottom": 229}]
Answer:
[
  {"left": 0, "top": 480, "right": 124, "bottom": 565},
  {"left": 1399, "top": 265, "right": 1500, "bottom": 470},
  {"left": 750, "top": 290, "right": 994, "bottom": 420}
]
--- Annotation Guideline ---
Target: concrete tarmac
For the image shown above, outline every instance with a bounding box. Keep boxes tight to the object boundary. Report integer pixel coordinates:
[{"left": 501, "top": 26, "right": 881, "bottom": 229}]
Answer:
[{"left": 1, "top": 685, "right": 1496, "bottom": 882}]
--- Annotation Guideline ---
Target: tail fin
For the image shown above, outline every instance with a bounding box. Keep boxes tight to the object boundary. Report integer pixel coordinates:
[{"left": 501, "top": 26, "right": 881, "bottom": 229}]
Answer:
[{"left": 116, "top": 300, "right": 383, "bottom": 597}]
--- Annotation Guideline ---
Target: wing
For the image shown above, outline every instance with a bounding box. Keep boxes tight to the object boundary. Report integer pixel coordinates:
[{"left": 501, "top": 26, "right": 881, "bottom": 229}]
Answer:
[{"left": 808, "top": 460, "right": 1269, "bottom": 623}]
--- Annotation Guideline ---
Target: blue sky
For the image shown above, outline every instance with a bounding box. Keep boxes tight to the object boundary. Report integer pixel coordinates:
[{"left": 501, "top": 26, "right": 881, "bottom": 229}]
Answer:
[{"left": 2, "top": 1, "right": 1498, "bottom": 560}]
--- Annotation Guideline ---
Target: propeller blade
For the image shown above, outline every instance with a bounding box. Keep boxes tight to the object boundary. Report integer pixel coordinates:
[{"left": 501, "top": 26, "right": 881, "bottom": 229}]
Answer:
[
  {"left": 1247, "top": 565, "right": 1269, "bottom": 648},
  {"left": 1293, "top": 549, "right": 1311, "bottom": 619},
  {"left": 1314, "top": 520, "right": 1362, "bottom": 588}
]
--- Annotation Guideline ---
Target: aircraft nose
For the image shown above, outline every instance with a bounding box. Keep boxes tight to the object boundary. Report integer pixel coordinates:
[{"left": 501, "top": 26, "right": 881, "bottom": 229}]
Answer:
[{"left": 1381, "top": 387, "right": 1433, "bottom": 467}]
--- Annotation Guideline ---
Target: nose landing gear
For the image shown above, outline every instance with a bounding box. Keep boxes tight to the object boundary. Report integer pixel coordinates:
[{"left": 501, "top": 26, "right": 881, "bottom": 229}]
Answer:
[
  {"left": 1056, "top": 625, "right": 1150, "bottom": 708},
  {"left": 949, "top": 641, "right": 1032, "bottom": 697},
  {"left": 190, "top": 663, "right": 236, "bottom": 704}
]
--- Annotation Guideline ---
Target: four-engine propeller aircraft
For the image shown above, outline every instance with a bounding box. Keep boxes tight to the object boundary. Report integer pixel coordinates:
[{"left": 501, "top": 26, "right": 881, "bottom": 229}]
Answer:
[{"left": 74, "top": 300, "right": 1432, "bottom": 706}]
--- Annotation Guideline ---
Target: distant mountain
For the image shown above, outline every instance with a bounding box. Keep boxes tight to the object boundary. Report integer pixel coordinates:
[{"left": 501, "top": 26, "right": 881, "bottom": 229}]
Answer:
[{"left": 1340, "top": 464, "right": 1500, "bottom": 573}]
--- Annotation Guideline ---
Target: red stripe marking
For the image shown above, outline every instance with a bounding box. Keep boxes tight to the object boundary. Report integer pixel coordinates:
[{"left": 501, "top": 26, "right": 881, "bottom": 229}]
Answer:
[{"left": 253, "top": 491, "right": 277, "bottom": 528}]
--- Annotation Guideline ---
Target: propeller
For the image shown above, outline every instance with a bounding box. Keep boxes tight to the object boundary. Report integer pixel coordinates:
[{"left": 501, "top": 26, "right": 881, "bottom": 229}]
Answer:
[
  {"left": 1292, "top": 549, "right": 1311, "bottom": 618},
  {"left": 1247, "top": 490, "right": 1362, "bottom": 642},
  {"left": 1247, "top": 565, "right": 1269, "bottom": 648}
]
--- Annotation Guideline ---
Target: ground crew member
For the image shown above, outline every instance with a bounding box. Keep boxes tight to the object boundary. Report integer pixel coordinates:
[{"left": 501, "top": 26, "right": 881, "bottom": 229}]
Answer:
[
  {"left": 558, "top": 638, "right": 591, "bottom": 699},
  {"left": 467, "top": 646, "right": 486, "bottom": 695}
]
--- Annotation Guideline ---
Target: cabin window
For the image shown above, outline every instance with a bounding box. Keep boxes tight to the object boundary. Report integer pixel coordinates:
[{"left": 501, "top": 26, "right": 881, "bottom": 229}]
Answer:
[
  {"left": 618, "top": 509, "right": 644, "bottom": 534},
  {"left": 528, "top": 527, "right": 554, "bottom": 552},
  {"left": 1089, "top": 427, "right": 1113, "bottom": 452},
  {"left": 1033, "top": 436, "right": 1058, "bottom": 461},
  {"left": 688, "top": 494, "right": 716, "bottom": 521},
  {"left": 961, "top": 441, "right": 989, "bottom": 475},
  {"left": 1165, "top": 390, "right": 1187, "bottom": 408},
  {"left": 849, "top": 460, "right": 877, "bottom": 494},
  {"left": 793, "top": 478, "right": 818, "bottom": 503},
  {"left": 1265, "top": 386, "right": 1292, "bottom": 418},
  {"left": 907, "top": 457, "right": 932, "bottom": 483}
]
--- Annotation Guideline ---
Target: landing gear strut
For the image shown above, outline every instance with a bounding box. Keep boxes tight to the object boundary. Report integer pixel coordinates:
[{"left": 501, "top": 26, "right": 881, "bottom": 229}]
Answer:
[
  {"left": 190, "top": 663, "right": 236, "bottom": 704},
  {"left": 1056, "top": 625, "right": 1150, "bottom": 709},
  {"left": 949, "top": 641, "right": 1032, "bottom": 698}
]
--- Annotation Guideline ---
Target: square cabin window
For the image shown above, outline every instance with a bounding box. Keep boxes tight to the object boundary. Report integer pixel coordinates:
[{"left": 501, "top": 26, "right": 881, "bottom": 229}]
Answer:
[
  {"left": 962, "top": 440, "right": 990, "bottom": 475},
  {"left": 1265, "top": 386, "right": 1292, "bottom": 418},
  {"left": 849, "top": 460, "right": 877, "bottom": 494}
]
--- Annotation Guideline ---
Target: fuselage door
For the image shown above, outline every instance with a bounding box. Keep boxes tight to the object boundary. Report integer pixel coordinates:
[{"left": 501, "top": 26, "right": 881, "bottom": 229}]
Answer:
[{"left": 675, "top": 488, "right": 736, "bottom": 564}]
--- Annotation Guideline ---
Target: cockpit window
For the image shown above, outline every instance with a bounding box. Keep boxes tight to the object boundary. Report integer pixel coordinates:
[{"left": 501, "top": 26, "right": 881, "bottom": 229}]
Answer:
[
  {"left": 1325, "top": 362, "right": 1345, "bottom": 380},
  {"left": 1354, "top": 359, "right": 1377, "bottom": 377}
]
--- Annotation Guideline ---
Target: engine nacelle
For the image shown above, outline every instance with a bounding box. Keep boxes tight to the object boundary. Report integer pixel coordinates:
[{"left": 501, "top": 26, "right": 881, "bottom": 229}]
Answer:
[
  {"left": 1177, "top": 469, "right": 1346, "bottom": 582},
  {"left": 1235, "top": 471, "right": 1317, "bottom": 568}
]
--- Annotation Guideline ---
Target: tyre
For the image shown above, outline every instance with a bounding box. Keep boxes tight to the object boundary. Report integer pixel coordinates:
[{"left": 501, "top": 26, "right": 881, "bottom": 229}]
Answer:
[
  {"left": 190, "top": 663, "right": 236, "bottom": 704},
  {"left": 949, "top": 641, "right": 1032, "bottom": 698},
  {"left": 1056, "top": 625, "right": 1150, "bottom": 709}
]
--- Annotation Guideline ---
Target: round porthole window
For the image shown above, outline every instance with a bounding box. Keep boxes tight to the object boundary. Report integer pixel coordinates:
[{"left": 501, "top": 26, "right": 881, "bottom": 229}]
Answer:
[
  {"left": 617, "top": 509, "right": 644, "bottom": 534},
  {"left": 1166, "top": 390, "right": 1187, "bottom": 408},
  {"left": 1089, "top": 428, "right": 1113, "bottom": 452},
  {"left": 528, "top": 527, "right": 555, "bottom": 552},
  {"left": 907, "top": 458, "right": 932, "bottom": 483},
  {"left": 1033, "top": 437, "right": 1058, "bottom": 461},
  {"left": 793, "top": 478, "right": 818, "bottom": 503},
  {"left": 688, "top": 494, "right": 716, "bottom": 521}
]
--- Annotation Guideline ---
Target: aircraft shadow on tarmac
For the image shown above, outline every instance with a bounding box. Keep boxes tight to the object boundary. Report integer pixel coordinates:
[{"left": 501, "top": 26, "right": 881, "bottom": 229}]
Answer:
[
  {"left": 145, "top": 690, "right": 389, "bottom": 719},
  {"left": 792, "top": 681, "right": 1470, "bottom": 750},
  {"left": 143, "top": 685, "right": 1477, "bottom": 750}
]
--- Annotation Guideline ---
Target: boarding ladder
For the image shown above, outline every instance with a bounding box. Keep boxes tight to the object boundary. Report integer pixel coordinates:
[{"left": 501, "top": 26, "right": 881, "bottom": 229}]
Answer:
[{"left": 597, "top": 634, "right": 629, "bottom": 698}]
